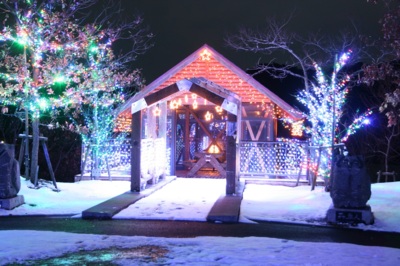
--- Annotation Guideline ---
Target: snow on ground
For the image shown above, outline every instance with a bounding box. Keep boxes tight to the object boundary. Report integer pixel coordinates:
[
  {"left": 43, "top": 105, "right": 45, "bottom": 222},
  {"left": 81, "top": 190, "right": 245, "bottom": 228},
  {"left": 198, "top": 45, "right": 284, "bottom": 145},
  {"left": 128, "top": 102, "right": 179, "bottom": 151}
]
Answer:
[
  {"left": 114, "top": 178, "right": 225, "bottom": 221},
  {"left": 1, "top": 230, "right": 399, "bottom": 266},
  {"left": 0, "top": 177, "right": 399, "bottom": 265},
  {"left": 1, "top": 177, "right": 399, "bottom": 232}
]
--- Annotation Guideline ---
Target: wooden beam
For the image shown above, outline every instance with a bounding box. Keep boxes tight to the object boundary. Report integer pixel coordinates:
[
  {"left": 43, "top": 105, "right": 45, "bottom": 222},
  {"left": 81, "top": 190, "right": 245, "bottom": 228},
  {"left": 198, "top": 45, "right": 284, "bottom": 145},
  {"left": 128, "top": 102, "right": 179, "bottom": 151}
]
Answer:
[
  {"left": 190, "top": 84, "right": 225, "bottom": 106},
  {"left": 242, "top": 107, "right": 256, "bottom": 141},
  {"left": 144, "top": 83, "right": 180, "bottom": 106},
  {"left": 182, "top": 106, "right": 225, "bottom": 153},
  {"left": 255, "top": 111, "right": 270, "bottom": 141},
  {"left": 182, "top": 106, "right": 213, "bottom": 140}
]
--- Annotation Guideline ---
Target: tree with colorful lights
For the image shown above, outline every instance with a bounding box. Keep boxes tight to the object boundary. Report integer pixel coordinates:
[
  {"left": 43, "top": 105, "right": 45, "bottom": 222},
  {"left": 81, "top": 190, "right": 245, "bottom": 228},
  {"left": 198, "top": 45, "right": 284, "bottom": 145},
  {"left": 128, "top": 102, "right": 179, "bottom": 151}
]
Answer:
[
  {"left": 227, "top": 15, "right": 372, "bottom": 180},
  {"left": 0, "top": 0, "right": 151, "bottom": 182},
  {"left": 60, "top": 24, "right": 146, "bottom": 179},
  {"left": 0, "top": 0, "right": 94, "bottom": 183},
  {"left": 292, "top": 51, "right": 372, "bottom": 180}
]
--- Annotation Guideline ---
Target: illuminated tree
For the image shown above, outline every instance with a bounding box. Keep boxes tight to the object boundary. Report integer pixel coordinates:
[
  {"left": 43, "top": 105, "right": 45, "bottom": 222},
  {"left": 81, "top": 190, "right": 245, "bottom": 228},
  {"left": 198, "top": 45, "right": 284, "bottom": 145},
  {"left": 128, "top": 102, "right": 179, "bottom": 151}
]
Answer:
[
  {"left": 226, "top": 15, "right": 371, "bottom": 179},
  {"left": 0, "top": 0, "right": 95, "bottom": 183},
  {"left": 60, "top": 25, "right": 146, "bottom": 178},
  {"left": 0, "top": 0, "right": 151, "bottom": 182},
  {"left": 290, "top": 51, "right": 372, "bottom": 178}
]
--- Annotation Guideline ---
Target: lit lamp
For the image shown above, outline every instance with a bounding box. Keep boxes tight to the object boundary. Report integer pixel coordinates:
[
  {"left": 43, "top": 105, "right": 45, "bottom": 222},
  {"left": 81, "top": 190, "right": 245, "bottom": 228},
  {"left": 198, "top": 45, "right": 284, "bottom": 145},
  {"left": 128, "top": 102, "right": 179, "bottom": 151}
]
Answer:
[{"left": 207, "top": 144, "right": 220, "bottom": 154}]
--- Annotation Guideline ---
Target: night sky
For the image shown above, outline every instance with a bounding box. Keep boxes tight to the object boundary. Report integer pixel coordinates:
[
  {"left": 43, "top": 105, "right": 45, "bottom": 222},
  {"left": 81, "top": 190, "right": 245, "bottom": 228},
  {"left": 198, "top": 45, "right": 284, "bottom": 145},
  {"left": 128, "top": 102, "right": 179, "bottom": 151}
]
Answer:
[{"left": 121, "top": 0, "right": 386, "bottom": 83}]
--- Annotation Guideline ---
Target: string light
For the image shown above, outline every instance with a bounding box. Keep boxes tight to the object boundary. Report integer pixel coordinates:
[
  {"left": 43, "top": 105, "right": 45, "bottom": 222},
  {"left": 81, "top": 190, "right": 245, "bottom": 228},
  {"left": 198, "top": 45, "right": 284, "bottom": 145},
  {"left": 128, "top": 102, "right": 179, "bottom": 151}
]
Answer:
[
  {"left": 192, "top": 99, "right": 198, "bottom": 109},
  {"left": 291, "top": 50, "right": 371, "bottom": 177},
  {"left": 291, "top": 120, "right": 304, "bottom": 137},
  {"left": 153, "top": 106, "right": 161, "bottom": 116},
  {"left": 200, "top": 49, "right": 211, "bottom": 61},
  {"left": 205, "top": 111, "right": 213, "bottom": 121},
  {"left": 116, "top": 47, "right": 296, "bottom": 130},
  {"left": 0, "top": 2, "right": 141, "bottom": 177}
]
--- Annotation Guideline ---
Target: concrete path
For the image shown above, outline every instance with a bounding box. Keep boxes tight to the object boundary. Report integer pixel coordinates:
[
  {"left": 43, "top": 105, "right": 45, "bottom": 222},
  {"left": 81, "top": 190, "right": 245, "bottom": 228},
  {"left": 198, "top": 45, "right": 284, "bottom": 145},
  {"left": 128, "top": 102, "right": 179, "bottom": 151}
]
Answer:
[{"left": 82, "top": 177, "right": 245, "bottom": 223}]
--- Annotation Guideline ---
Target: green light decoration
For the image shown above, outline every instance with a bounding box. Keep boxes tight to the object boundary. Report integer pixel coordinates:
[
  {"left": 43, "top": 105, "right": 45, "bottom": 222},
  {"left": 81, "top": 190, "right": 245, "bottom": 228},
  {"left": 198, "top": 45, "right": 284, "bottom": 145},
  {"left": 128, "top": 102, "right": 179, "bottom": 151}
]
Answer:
[
  {"left": 88, "top": 44, "right": 99, "bottom": 54},
  {"left": 1, "top": 1, "right": 143, "bottom": 182},
  {"left": 37, "top": 98, "right": 48, "bottom": 110},
  {"left": 53, "top": 74, "right": 66, "bottom": 84}
]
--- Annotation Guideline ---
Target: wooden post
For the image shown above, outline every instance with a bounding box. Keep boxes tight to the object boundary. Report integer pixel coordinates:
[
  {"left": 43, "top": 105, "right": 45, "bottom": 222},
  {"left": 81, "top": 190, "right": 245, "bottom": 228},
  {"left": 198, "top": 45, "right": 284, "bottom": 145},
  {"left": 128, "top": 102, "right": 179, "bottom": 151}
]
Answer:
[
  {"left": 184, "top": 106, "right": 190, "bottom": 162},
  {"left": 170, "top": 108, "right": 176, "bottom": 175},
  {"left": 226, "top": 113, "right": 237, "bottom": 195},
  {"left": 159, "top": 102, "right": 167, "bottom": 177},
  {"left": 131, "top": 110, "right": 142, "bottom": 192}
]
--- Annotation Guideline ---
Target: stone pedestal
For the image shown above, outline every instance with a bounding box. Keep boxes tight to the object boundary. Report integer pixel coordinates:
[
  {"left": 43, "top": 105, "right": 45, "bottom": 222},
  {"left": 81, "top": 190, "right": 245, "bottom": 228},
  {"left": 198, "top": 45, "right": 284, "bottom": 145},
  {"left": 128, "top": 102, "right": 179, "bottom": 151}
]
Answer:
[
  {"left": 326, "top": 204, "right": 374, "bottom": 225},
  {"left": 0, "top": 195, "right": 25, "bottom": 210}
]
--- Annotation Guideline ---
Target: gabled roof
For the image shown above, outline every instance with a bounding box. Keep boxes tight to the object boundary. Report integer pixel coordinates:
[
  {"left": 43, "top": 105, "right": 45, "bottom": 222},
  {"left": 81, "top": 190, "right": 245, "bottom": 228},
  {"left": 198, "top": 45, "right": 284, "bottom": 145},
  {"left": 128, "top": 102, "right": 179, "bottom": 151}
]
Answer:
[
  {"left": 117, "top": 44, "right": 300, "bottom": 119},
  {"left": 130, "top": 77, "right": 241, "bottom": 115}
]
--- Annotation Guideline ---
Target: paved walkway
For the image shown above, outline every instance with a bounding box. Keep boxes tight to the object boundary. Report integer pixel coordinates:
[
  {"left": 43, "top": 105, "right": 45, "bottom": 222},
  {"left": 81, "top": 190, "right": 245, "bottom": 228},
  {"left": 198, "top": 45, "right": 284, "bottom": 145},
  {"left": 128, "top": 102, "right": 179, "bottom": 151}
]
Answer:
[{"left": 82, "top": 176, "right": 244, "bottom": 222}]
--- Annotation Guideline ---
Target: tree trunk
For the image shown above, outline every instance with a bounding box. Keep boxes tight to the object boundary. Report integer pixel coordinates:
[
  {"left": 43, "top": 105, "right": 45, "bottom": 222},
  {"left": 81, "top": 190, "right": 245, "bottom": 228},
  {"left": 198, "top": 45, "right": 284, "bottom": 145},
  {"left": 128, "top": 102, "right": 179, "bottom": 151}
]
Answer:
[
  {"left": 30, "top": 60, "right": 40, "bottom": 184},
  {"left": 30, "top": 117, "right": 39, "bottom": 184},
  {"left": 92, "top": 104, "right": 100, "bottom": 179}
]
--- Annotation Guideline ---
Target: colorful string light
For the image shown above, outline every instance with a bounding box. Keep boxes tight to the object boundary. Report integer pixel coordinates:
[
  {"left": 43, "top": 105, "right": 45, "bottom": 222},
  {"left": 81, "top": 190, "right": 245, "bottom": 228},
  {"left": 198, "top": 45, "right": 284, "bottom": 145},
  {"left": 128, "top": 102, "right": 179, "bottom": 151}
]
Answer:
[{"left": 289, "top": 50, "right": 371, "bottom": 177}]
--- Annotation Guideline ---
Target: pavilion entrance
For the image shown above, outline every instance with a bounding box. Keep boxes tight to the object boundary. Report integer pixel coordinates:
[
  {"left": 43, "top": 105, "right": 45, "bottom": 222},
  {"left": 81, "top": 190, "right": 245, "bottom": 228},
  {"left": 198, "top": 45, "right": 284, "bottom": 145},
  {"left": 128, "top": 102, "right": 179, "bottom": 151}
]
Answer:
[
  {"left": 174, "top": 103, "right": 228, "bottom": 178},
  {"left": 130, "top": 78, "right": 240, "bottom": 194}
]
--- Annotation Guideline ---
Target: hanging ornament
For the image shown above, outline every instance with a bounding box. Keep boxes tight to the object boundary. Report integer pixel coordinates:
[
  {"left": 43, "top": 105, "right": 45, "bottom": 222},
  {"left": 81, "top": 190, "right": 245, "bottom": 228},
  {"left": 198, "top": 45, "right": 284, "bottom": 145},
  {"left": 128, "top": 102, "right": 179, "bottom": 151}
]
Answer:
[
  {"left": 153, "top": 106, "right": 161, "bottom": 116},
  {"left": 192, "top": 99, "right": 198, "bottom": 109}
]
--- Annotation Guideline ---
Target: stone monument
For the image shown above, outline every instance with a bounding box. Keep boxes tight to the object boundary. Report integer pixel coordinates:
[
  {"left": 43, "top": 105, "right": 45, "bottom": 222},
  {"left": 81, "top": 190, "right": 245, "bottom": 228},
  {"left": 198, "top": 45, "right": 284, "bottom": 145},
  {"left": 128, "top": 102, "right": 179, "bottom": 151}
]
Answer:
[
  {"left": 326, "top": 155, "right": 374, "bottom": 225},
  {"left": 0, "top": 143, "right": 25, "bottom": 210}
]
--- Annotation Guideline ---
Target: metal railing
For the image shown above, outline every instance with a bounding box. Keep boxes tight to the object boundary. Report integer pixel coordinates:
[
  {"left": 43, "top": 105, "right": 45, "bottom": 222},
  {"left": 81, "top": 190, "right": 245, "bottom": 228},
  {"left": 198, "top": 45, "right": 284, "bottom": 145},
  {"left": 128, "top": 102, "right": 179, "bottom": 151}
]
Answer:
[
  {"left": 239, "top": 141, "right": 308, "bottom": 179},
  {"left": 81, "top": 138, "right": 170, "bottom": 179},
  {"left": 81, "top": 139, "right": 131, "bottom": 175},
  {"left": 81, "top": 139, "right": 309, "bottom": 180}
]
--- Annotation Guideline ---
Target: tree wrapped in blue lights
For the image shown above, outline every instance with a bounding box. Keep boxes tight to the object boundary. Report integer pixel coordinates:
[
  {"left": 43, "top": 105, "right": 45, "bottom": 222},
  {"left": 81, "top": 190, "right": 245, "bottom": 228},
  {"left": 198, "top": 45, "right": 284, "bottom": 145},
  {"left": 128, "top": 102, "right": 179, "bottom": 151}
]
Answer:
[{"left": 291, "top": 51, "right": 372, "bottom": 179}]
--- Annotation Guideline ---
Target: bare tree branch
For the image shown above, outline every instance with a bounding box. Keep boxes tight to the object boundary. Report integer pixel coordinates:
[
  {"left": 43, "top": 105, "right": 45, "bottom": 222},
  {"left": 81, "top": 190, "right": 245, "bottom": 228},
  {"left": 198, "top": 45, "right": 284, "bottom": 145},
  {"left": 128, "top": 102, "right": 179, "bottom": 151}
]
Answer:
[{"left": 225, "top": 14, "right": 362, "bottom": 93}]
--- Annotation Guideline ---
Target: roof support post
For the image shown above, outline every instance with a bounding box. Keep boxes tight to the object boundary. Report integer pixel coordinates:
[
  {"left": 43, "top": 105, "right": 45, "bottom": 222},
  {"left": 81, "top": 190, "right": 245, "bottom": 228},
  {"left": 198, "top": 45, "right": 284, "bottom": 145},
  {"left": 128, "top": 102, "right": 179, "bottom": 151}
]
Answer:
[
  {"left": 131, "top": 110, "right": 142, "bottom": 192},
  {"left": 226, "top": 112, "right": 237, "bottom": 195},
  {"left": 184, "top": 106, "right": 190, "bottom": 163}
]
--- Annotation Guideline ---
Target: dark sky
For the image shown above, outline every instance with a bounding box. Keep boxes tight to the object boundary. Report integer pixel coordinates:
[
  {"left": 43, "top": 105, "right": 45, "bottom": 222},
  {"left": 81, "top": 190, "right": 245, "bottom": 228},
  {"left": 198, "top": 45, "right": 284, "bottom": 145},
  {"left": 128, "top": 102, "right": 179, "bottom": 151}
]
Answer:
[{"left": 122, "top": 0, "right": 386, "bottom": 83}]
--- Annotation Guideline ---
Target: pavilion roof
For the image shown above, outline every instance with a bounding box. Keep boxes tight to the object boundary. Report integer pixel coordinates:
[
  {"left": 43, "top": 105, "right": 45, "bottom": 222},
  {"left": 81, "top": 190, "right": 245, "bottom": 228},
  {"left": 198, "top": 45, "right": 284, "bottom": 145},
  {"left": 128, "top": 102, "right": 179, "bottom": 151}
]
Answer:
[{"left": 116, "top": 44, "right": 300, "bottom": 119}]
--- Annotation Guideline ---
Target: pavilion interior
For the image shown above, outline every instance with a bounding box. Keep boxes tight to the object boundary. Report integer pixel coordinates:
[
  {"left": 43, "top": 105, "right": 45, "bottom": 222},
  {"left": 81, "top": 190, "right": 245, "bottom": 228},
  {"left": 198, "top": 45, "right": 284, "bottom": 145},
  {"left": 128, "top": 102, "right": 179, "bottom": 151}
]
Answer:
[{"left": 140, "top": 90, "right": 277, "bottom": 178}]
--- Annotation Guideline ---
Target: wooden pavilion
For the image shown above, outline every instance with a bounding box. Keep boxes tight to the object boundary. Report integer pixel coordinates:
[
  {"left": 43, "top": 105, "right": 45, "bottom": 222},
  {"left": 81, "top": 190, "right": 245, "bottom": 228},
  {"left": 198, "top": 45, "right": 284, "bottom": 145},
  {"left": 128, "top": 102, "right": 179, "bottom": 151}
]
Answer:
[{"left": 116, "top": 44, "right": 300, "bottom": 194}]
